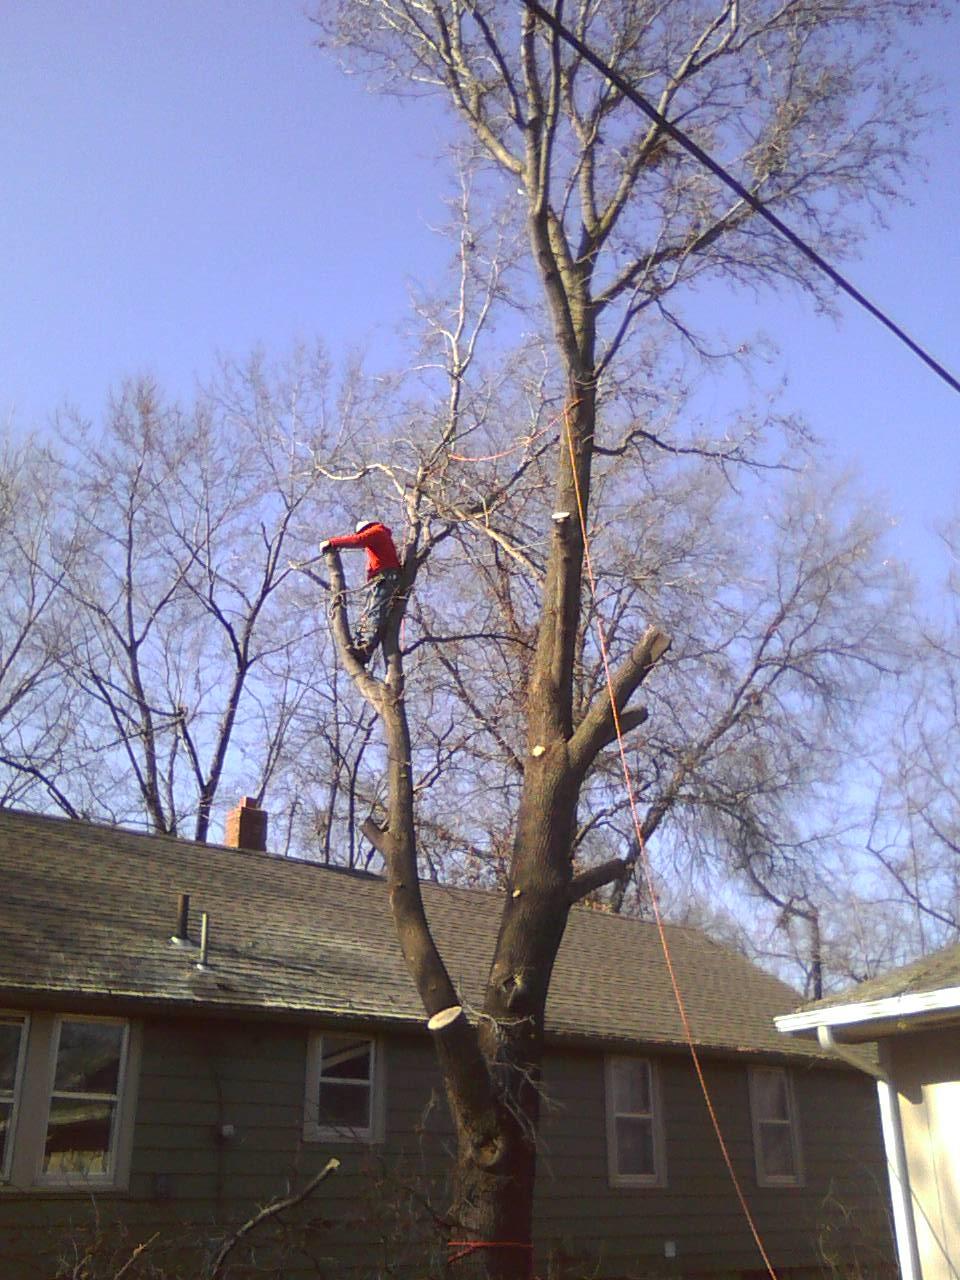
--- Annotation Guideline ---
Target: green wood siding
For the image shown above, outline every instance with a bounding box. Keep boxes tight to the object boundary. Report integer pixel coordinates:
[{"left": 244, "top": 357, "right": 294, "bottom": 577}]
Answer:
[
  {"left": 0, "top": 1012, "right": 892, "bottom": 1279},
  {"left": 0, "top": 1016, "right": 451, "bottom": 1279},
  {"left": 535, "top": 1051, "right": 894, "bottom": 1278}
]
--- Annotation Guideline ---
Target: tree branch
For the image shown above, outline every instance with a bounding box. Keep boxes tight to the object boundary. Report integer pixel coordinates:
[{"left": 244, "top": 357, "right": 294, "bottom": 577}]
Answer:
[
  {"left": 427, "top": 1006, "right": 506, "bottom": 1169},
  {"left": 322, "top": 549, "right": 388, "bottom": 698},
  {"left": 568, "top": 857, "right": 630, "bottom": 904},
  {"left": 208, "top": 1158, "right": 340, "bottom": 1280},
  {"left": 0, "top": 755, "right": 81, "bottom": 819},
  {"left": 569, "top": 625, "right": 671, "bottom": 778},
  {"left": 360, "top": 815, "right": 395, "bottom": 859},
  {"left": 113, "top": 1233, "right": 159, "bottom": 1280}
]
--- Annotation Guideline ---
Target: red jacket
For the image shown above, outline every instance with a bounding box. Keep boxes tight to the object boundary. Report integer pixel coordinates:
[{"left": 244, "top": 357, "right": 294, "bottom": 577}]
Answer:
[{"left": 327, "top": 523, "right": 401, "bottom": 580}]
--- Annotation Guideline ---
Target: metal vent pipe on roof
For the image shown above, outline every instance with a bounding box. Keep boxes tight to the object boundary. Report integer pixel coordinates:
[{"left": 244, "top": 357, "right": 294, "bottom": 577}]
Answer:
[
  {"left": 196, "top": 911, "right": 211, "bottom": 970},
  {"left": 170, "top": 893, "right": 190, "bottom": 945}
]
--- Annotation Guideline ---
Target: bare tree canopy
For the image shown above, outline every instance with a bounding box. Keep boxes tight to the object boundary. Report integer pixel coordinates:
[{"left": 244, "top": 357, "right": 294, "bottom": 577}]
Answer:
[
  {"left": 0, "top": 434, "right": 82, "bottom": 815},
  {"left": 0, "top": 353, "right": 369, "bottom": 843},
  {"left": 300, "top": 3, "right": 936, "bottom": 1274},
  {"left": 865, "top": 515, "right": 960, "bottom": 960}
]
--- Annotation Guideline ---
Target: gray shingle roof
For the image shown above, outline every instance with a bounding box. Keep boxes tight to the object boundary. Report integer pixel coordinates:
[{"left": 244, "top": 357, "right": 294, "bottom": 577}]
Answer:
[
  {"left": 797, "top": 939, "right": 960, "bottom": 1014},
  {"left": 0, "top": 808, "right": 824, "bottom": 1060}
]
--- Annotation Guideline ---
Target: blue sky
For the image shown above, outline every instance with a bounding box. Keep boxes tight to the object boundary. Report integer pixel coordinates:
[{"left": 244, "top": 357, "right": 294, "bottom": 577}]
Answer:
[
  {"left": 2, "top": 2, "right": 449, "bottom": 410},
  {"left": 2, "top": 2, "right": 957, "bottom": 584}
]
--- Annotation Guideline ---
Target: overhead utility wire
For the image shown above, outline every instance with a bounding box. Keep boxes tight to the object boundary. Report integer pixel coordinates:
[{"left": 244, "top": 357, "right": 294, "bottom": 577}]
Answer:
[{"left": 519, "top": 0, "right": 960, "bottom": 398}]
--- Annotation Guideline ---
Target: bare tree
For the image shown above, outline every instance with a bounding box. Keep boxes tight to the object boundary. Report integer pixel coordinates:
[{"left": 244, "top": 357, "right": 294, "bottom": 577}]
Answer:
[
  {"left": 866, "top": 515, "right": 960, "bottom": 956},
  {"left": 0, "top": 433, "right": 86, "bottom": 815},
  {"left": 304, "top": 2, "right": 932, "bottom": 1273},
  {"left": 269, "top": 647, "right": 383, "bottom": 867},
  {"left": 7, "top": 352, "right": 339, "bottom": 841}
]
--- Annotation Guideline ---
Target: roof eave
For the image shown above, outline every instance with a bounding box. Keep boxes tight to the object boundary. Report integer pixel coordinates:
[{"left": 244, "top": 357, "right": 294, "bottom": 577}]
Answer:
[
  {"left": 776, "top": 983, "right": 960, "bottom": 1041},
  {"left": 0, "top": 982, "right": 824, "bottom": 1061}
]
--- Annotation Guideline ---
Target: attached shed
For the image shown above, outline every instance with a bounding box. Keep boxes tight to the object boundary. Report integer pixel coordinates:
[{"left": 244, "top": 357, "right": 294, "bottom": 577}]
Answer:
[{"left": 778, "top": 942, "right": 960, "bottom": 1280}]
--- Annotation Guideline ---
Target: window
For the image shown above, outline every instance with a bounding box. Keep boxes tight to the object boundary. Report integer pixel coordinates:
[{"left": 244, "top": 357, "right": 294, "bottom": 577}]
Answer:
[
  {"left": 304, "top": 1033, "right": 381, "bottom": 1143},
  {"left": 0, "top": 1016, "right": 27, "bottom": 1180},
  {"left": 750, "top": 1066, "right": 802, "bottom": 1186},
  {"left": 605, "top": 1056, "right": 665, "bottom": 1186},
  {"left": 41, "top": 1019, "right": 128, "bottom": 1183},
  {"left": 0, "top": 1012, "right": 139, "bottom": 1192}
]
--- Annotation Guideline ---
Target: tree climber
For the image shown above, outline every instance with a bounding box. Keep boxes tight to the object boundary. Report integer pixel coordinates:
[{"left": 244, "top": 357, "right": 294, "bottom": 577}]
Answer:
[{"left": 319, "top": 520, "right": 401, "bottom": 664}]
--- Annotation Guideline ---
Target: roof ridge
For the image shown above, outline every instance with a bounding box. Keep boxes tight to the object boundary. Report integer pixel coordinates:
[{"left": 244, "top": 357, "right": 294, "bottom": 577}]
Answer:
[
  {"left": 0, "top": 805, "right": 385, "bottom": 881},
  {"left": 0, "top": 808, "right": 697, "bottom": 928}
]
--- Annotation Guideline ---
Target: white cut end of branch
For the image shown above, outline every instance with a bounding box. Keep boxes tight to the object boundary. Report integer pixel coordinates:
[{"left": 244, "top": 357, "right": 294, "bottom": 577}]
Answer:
[
  {"left": 531, "top": 744, "right": 545, "bottom": 757},
  {"left": 427, "top": 1005, "right": 464, "bottom": 1032},
  {"left": 552, "top": 510, "right": 570, "bottom": 522},
  {"left": 512, "top": 888, "right": 522, "bottom": 898}
]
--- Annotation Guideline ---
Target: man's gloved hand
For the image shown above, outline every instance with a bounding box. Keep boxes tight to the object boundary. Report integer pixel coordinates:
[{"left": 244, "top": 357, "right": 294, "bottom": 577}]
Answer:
[{"left": 319, "top": 540, "right": 331, "bottom": 554}]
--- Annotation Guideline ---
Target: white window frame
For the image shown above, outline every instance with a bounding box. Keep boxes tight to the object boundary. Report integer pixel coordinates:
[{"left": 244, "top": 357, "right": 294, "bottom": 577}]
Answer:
[
  {"left": 36, "top": 1016, "right": 130, "bottom": 1188},
  {"left": 303, "top": 1032, "right": 383, "bottom": 1144},
  {"left": 0, "top": 1013, "right": 29, "bottom": 1182},
  {"left": 605, "top": 1055, "right": 666, "bottom": 1188},
  {"left": 749, "top": 1065, "right": 803, "bottom": 1187},
  {"left": 0, "top": 1011, "right": 141, "bottom": 1193}
]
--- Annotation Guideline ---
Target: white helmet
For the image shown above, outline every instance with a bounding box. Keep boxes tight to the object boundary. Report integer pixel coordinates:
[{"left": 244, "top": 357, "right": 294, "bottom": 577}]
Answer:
[{"left": 355, "top": 520, "right": 376, "bottom": 533}]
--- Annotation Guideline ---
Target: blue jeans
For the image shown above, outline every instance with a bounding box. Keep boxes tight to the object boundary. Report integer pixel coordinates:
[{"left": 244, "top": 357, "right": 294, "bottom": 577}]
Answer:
[{"left": 355, "top": 569, "right": 400, "bottom": 656}]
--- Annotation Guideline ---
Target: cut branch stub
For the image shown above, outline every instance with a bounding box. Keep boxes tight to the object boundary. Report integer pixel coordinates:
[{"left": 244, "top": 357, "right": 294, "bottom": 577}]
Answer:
[
  {"left": 360, "top": 816, "right": 395, "bottom": 859},
  {"left": 427, "top": 1004, "right": 506, "bottom": 1170},
  {"left": 427, "top": 1004, "right": 464, "bottom": 1032}
]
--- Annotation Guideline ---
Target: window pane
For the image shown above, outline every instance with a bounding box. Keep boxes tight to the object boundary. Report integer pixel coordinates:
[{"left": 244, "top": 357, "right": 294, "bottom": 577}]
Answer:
[
  {"left": 0, "top": 1021, "right": 23, "bottom": 1093},
  {"left": 612, "top": 1059, "right": 651, "bottom": 1115},
  {"left": 0, "top": 1101, "right": 11, "bottom": 1170},
  {"left": 616, "top": 1116, "right": 655, "bottom": 1176},
  {"left": 321, "top": 1037, "right": 371, "bottom": 1082},
  {"left": 44, "top": 1098, "right": 114, "bottom": 1176},
  {"left": 54, "top": 1021, "right": 123, "bottom": 1095},
  {"left": 318, "top": 1081, "right": 370, "bottom": 1130},
  {"left": 760, "top": 1122, "right": 796, "bottom": 1178},
  {"left": 754, "top": 1069, "right": 789, "bottom": 1121}
]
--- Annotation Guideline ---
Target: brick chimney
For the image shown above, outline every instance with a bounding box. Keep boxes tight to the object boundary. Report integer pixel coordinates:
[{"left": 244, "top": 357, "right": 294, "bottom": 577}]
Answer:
[{"left": 224, "top": 797, "right": 268, "bottom": 852}]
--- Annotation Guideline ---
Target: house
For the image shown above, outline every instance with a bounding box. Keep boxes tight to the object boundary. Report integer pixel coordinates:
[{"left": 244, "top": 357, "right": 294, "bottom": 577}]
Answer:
[
  {"left": 0, "top": 805, "right": 893, "bottom": 1279},
  {"left": 777, "top": 941, "right": 960, "bottom": 1280}
]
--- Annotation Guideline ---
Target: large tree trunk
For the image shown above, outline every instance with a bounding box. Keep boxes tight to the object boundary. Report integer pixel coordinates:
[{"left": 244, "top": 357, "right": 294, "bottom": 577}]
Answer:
[
  {"left": 443, "top": 173, "right": 598, "bottom": 1266},
  {"left": 444, "top": 486, "right": 587, "bottom": 1277},
  {"left": 450, "top": 1127, "right": 538, "bottom": 1280}
]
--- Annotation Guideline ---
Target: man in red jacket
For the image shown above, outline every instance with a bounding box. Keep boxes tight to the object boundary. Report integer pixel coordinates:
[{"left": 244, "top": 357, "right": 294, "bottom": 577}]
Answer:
[{"left": 319, "top": 520, "right": 402, "bottom": 664}]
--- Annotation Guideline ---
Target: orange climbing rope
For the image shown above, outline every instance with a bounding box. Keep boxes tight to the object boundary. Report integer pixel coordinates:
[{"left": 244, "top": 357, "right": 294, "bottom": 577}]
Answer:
[
  {"left": 562, "top": 401, "right": 780, "bottom": 1280},
  {"left": 447, "top": 1240, "right": 534, "bottom": 1267}
]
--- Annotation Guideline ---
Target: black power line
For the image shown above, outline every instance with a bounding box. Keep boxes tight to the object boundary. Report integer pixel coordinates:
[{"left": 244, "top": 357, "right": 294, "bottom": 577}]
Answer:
[{"left": 519, "top": 0, "right": 960, "bottom": 398}]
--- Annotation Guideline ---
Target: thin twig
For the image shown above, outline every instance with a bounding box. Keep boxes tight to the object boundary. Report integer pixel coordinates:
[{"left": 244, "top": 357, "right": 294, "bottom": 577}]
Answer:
[
  {"left": 207, "top": 1158, "right": 340, "bottom": 1279},
  {"left": 113, "top": 1233, "right": 159, "bottom": 1280}
]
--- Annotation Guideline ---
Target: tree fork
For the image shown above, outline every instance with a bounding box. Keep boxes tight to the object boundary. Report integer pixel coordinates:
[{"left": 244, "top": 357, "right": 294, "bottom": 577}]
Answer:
[{"left": 569, "top": 625, "right": 672, "bottom": 779}]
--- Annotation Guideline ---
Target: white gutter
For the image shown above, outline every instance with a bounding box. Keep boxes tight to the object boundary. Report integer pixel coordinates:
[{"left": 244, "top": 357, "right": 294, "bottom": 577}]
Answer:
[
  {"left": 775, "top": 984, "right": 960, "bottom": 1034},
  {"left": 816, "top": 1026, "right": 922, "bottom": 1280}
]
